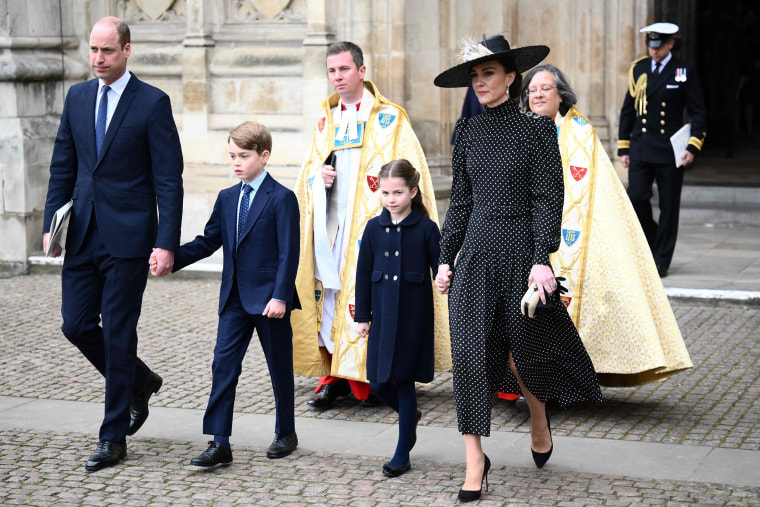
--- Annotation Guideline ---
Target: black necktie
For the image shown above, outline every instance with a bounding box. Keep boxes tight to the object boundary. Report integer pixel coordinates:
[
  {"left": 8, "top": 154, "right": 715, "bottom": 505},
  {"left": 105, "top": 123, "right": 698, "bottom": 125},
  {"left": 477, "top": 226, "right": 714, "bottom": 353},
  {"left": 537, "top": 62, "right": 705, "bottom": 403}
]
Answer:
[
  {"left": 95, "top": 85, "right": 110, "bottom": 156},
  {"left": 238, "top": 184, "right": 253, "bottom": 243},
  {"left": 654, "top": 62, "right": 661, "bottom": 75}
]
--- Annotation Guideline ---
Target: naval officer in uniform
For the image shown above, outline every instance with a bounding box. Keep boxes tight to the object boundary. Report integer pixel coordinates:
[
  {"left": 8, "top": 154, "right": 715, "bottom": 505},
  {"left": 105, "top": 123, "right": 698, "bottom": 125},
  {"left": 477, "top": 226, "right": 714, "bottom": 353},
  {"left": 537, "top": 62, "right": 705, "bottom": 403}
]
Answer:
[{"left": 618, "top": 22, "right": 707, "bottom": 278}]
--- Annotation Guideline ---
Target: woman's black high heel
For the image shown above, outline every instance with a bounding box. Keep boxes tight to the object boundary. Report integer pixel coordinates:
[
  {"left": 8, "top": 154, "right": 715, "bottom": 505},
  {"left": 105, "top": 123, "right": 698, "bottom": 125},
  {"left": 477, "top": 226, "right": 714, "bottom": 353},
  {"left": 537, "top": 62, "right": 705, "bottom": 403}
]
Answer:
[
  {"left": 458, "top": 454, "right": 490, "bottom": 502},
  {"left": 531, "top": 408, "right": 553, "bottom": 469}
]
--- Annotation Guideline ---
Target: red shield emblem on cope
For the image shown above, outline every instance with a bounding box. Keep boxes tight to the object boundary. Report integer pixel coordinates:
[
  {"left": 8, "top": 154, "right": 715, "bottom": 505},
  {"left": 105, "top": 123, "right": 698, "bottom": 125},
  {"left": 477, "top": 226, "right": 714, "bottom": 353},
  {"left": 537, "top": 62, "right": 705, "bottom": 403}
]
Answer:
[
  {"left": 367, "top": 175, "right": 379, "bottom": 192},
  {"left": 318, "top": 117, "right": 326, "bottom": 133},
  {"left": 570, "top": 165, "right": 587, "bottom": 182},
  {"left": 560, "top": 295, "right": 572, "bottom": 308},
  {"left": 348, "top": 304, "right": 356, "bottom": 319}
]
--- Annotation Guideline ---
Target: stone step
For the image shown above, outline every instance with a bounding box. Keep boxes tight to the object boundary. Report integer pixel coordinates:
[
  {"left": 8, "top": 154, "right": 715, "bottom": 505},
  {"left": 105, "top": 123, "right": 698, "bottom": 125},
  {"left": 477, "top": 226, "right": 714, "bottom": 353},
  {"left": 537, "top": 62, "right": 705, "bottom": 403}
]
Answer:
[{"left": 655, "top": 185, "right": 760, "bottom": 226}]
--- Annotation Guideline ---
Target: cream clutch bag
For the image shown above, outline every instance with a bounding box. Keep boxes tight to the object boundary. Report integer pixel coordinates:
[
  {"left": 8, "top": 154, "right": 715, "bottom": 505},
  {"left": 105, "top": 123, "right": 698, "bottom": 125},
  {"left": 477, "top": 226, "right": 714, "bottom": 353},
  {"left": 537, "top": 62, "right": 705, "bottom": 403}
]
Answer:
[{"left": 520, "top": 278, "right": 566, "bottom": 318}]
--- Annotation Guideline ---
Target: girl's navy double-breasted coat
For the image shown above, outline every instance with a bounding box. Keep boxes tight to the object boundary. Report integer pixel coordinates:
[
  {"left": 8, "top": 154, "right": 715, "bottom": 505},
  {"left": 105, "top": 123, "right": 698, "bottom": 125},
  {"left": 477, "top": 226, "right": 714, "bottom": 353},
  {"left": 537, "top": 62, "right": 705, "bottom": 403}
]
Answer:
[{"left": 354, "top": 207, "right": 440, "bottom": 383}]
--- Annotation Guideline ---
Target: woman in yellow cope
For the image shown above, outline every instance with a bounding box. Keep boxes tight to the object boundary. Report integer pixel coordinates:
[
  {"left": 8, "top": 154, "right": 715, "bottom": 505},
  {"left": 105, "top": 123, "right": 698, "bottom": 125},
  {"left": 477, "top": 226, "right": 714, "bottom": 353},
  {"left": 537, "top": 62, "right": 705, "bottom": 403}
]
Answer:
[{"left": 518, "top": 64, "right": 692, "bottom": 388}]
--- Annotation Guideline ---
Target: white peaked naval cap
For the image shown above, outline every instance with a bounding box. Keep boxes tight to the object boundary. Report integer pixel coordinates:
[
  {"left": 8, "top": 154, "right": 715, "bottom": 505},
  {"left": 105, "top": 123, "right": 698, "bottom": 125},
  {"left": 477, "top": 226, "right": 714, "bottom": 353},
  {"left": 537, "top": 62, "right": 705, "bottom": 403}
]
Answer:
[{"left": 640, "top": 22, "right": 679, "bottom": 34}]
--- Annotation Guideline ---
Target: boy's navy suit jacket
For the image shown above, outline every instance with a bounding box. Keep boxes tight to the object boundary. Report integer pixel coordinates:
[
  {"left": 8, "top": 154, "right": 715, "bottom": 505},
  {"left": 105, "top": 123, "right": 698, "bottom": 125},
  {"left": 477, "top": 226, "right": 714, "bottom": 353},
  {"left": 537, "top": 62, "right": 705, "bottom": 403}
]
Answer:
[{"left": 174, "top": 173, "right": 301, "bottom": 315}]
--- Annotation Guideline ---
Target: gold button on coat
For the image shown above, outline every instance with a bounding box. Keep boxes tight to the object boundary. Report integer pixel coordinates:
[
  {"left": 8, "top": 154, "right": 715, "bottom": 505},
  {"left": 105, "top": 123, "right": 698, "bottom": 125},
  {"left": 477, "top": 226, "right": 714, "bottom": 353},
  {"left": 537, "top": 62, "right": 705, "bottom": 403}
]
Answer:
[{"left": 642, "top": 127, "right": 647, "bottom": 133}]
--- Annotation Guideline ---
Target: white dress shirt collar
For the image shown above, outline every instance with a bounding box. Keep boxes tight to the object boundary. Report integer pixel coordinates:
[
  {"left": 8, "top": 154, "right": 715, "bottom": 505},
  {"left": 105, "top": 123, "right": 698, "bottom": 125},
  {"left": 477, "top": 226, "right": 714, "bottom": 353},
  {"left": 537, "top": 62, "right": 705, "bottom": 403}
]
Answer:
[
  {"left": 99, "top": 70, "right": 132, "bottom": 97},
  {"left": 652, "top": 53, "right": 672, "bottom": 73}
]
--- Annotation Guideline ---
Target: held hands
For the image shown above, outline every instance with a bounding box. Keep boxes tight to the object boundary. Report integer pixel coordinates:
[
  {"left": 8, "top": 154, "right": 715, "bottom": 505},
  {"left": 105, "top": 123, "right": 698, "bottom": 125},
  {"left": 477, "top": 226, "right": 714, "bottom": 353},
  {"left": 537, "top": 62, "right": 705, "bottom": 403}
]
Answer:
[
  {"left": 43, "top": 232, "right": 61, "bottom": 258},
  {"left": 435, "top": 264, "right": 453, "bottom": 294},
  {"left": 263, "top": 299, "right": 286, "bottom": 319},
  {"left": 528, "top": 264, "right": 556, "bottom": 304},
  {"left": 149, "top": 248, "right": 174, "bottom": 277},
  {"left": 356, "top": 322, "right": 370, "bottom": 337},
  {"left": 321, "top": 164, "right": 337, "bottom": 189}
]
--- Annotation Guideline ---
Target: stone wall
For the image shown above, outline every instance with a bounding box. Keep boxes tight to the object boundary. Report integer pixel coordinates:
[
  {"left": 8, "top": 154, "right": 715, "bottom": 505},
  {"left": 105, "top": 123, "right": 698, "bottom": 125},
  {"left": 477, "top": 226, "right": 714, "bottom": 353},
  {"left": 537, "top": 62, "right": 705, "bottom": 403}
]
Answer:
[{"left": 0, "top": 0, "right": 652, "bottom": 272}]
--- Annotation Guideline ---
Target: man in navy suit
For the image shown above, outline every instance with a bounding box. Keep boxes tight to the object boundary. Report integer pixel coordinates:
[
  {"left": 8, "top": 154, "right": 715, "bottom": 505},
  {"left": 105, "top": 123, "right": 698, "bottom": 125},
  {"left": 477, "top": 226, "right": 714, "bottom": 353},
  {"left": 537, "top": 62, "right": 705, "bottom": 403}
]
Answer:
[
  {"left": 42, "top": 17, "right": 183, "bottom": 471},
  {"left": 165, "top": 121, "right": 300, "bottom": 466}
]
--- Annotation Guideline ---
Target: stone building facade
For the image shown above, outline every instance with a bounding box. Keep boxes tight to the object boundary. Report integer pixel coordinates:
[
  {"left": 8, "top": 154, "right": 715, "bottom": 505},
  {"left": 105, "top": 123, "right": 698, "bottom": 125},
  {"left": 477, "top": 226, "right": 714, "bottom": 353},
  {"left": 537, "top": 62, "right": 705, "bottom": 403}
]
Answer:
[{"left": 0, "top": 0, "right": 654, "bottom": 273}]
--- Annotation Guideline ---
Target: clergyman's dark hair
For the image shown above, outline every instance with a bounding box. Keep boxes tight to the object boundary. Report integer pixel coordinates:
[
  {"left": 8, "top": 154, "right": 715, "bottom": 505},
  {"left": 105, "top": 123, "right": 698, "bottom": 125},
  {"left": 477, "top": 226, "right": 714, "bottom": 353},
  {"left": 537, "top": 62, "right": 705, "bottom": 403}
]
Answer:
[{"left": 326, "top": 41, "right": 364, "bottom": 69}]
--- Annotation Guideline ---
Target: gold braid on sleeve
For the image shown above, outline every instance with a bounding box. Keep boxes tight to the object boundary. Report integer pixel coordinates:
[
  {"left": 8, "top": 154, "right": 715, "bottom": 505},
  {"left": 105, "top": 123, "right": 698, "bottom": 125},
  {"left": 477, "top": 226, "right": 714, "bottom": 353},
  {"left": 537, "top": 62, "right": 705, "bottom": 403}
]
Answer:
[{"left": 628, "top": 58, "right": 648, "bottom": 116}]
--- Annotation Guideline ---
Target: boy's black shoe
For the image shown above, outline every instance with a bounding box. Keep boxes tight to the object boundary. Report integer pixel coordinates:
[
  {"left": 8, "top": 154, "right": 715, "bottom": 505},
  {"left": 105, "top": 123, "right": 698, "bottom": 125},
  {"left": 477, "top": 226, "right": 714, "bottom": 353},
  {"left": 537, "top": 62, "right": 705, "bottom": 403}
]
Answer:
[
  {"left": 85, "top": 440, "right": 126, "bottom": 471},
  {"left": 190, "top": 441, "right": 233, "bottom": 467},
  {"left": 267, "top": 432, "right": 298, "bottom": 459}
]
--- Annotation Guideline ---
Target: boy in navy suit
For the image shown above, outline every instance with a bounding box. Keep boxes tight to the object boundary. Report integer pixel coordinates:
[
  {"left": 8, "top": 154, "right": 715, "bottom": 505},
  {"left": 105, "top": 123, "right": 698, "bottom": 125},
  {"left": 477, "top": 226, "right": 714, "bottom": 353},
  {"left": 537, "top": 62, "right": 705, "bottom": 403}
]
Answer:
[{"left": 155, "top": 121, "right": 300, "bottom": 465}]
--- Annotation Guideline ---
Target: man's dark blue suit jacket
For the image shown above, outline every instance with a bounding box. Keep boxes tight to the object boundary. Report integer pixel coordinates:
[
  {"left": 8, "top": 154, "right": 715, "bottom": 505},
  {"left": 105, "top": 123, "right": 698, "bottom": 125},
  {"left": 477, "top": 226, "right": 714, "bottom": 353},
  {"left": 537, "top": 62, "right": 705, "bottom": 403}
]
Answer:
[{"left": 43, "top": 74, "right": 184, "bottom": 257}]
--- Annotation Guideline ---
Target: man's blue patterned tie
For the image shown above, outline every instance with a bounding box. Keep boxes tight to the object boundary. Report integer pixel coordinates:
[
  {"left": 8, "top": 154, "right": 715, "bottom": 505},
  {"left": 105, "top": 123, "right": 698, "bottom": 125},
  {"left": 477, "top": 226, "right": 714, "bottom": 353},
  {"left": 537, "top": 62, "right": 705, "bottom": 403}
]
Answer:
[{"left": 95, "top": 85, "right": 110, "bottom": 156}]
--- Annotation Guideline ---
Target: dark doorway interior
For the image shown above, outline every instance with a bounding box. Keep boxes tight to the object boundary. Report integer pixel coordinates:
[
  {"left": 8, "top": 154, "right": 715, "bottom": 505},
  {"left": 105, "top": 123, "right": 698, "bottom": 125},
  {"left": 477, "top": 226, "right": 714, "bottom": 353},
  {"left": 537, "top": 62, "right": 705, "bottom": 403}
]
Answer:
[{"left": 656, "top": 0, "right": 760, "bottom": 186}]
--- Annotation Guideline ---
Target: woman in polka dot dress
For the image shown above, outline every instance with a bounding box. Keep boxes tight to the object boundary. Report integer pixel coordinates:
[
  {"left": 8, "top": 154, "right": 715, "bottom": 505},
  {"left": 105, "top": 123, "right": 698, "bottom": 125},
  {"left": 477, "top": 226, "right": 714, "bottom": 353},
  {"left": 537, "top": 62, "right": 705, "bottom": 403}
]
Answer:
[{"left": 434, "top": 36, "right": 603, "bottom": 501}]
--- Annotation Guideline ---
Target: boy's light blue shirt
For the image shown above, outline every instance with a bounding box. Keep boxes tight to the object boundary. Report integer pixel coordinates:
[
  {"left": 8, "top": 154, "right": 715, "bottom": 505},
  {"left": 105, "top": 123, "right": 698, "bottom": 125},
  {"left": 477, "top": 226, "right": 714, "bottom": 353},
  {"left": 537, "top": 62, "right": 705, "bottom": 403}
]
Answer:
[{"left": 236, "top": 170, "right": 268, "bottom": 238}]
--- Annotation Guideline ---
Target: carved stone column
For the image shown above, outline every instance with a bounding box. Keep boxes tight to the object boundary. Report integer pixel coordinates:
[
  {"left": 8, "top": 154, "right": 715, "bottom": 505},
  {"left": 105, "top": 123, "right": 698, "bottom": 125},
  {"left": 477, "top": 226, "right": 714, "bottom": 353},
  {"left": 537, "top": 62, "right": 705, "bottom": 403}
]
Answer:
[
  {"left": 183, "top": 0, "right": 214, "bottom": 138},
  {"left": 301, "top": 0, "right": 335, "bottom": 149},
  {"left": 0, "top": 0, "right": 89, "bottom": 274}
]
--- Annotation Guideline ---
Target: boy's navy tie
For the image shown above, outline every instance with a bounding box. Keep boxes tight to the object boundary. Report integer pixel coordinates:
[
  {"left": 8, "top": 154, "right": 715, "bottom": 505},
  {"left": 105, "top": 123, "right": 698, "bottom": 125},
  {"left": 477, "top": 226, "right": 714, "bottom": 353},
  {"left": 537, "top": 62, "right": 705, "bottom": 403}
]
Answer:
[
  {"left": 238, "top": 184, "right": 253, "bottom": 243},
  {"left": 95, "top": 85, "right": 110, "bottom": 156}
]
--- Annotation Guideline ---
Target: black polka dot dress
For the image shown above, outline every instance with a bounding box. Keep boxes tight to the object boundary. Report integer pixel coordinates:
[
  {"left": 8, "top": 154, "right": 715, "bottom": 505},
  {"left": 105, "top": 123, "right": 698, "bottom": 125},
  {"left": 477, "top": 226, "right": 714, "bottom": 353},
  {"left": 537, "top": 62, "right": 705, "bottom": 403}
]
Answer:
[{"left": 440, "top": 99, "right": 603, "bottom": 437}]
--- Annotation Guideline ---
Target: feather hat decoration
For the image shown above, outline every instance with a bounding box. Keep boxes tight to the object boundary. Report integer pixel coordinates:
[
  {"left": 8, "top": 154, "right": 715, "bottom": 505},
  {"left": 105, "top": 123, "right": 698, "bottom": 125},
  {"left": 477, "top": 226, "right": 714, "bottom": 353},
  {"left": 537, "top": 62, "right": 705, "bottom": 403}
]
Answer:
[{"left": 458, "top": 36, "right": 495, "bottom": 63}]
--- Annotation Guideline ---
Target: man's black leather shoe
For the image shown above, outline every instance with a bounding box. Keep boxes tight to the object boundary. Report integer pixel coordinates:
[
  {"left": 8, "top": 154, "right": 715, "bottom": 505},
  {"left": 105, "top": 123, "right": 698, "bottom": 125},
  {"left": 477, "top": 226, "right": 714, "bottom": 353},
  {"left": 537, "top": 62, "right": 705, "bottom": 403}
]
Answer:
[
  {"left": 657, "top": 265, "right": 669, "bottom": 278},
  {"left": 128, "top": 371, "right": 163, "bottom": 436},
  {"left": 307, "top": 379, "right": 350, "bottom": 409},
  {"left": 190, "top": 441, "right": 233, "bottom": 467},
  {"left": 267, "top": 432, "right": 298, "bottom": 459},
  {"left": 85, "top": 440, "right": 126, "bottom": 471}
]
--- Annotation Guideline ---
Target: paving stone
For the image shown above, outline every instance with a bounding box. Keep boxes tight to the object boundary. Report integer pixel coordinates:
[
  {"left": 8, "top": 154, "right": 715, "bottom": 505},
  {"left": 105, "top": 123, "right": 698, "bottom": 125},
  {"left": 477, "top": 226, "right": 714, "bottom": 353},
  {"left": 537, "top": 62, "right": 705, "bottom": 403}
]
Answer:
[{"left": 2, "top": 274, "right": 760, "bottom": 505}]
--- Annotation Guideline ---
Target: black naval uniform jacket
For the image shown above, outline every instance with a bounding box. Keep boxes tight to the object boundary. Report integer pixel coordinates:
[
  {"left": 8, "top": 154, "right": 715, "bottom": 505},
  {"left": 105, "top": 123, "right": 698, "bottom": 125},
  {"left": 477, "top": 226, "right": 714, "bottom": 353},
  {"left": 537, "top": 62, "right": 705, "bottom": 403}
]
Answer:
[{"left": 617, "top": 55, "right": 707, "bottom": 165}]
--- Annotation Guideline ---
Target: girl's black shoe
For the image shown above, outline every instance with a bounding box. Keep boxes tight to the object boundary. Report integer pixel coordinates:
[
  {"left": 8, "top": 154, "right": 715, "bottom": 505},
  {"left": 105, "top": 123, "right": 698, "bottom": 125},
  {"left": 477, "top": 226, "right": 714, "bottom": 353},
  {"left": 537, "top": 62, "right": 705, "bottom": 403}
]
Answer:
[
  {"left": 382, "top": 460, "right": 411, "bottom": 477},
  {"left": 458, "top": 454, "right": 490, "bottom": 502},
  {"left": 531, "top": 409, "right": 553, "bottom": 469}
]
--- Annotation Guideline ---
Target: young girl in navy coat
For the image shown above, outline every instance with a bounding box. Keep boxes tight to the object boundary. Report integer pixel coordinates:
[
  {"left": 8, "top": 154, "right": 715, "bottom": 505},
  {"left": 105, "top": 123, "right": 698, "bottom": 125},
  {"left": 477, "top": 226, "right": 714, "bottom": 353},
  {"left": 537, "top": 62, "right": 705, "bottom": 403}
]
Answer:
[{"left": 355, "top": 159, "right": 441, "bottom": 478}]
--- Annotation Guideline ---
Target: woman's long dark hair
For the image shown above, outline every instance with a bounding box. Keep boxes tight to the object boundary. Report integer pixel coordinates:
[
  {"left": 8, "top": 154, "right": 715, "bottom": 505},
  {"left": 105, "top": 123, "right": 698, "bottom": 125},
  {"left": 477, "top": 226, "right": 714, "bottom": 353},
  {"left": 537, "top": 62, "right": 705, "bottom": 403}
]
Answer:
[{"left": 378, "top": 159, "right": 430, "bottom": 218}]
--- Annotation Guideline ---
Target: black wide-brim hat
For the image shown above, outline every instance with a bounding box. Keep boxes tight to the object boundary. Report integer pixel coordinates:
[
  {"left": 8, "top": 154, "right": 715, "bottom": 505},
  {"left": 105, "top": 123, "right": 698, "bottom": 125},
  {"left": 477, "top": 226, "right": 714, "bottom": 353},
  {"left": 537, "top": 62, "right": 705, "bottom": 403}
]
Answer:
[{"left": 434, "top": 35, "right": 550, "bottom": 88}]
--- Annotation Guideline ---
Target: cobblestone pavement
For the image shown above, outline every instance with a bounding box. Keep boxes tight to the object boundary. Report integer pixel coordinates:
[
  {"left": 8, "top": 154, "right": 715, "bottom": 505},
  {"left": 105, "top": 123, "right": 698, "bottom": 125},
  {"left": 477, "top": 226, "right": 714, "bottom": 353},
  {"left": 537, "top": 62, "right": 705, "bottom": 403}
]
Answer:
[
  {"left": 2, "top": 429, "right": 759, "bottom": 506},
  {"left": 2, "top": 273, "right": 759, "bottom": 449},
  {"left": 1, "top": 273, "right": 760, "bottom": 505}
]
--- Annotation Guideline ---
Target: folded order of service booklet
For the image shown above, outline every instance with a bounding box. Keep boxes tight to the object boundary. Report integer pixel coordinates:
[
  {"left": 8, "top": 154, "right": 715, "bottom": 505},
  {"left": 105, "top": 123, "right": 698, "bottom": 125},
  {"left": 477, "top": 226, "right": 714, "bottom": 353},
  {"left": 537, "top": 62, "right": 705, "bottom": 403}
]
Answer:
[
  {"left": 670, "top": 123, "right": 691, "bottom": 168},
  {"left": 46, "top": 200, "right": 73, "bottom": 256}
]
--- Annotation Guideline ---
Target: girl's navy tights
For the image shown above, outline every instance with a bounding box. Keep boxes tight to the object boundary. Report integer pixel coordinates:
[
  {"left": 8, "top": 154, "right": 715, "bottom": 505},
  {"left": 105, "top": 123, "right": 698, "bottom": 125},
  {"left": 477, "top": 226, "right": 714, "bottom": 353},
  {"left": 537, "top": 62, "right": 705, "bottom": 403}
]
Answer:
[{"left": 370, "top": 380, "right": 417, "bottom": 468}]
